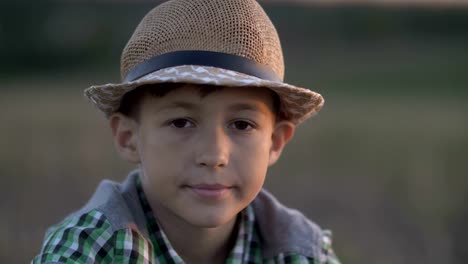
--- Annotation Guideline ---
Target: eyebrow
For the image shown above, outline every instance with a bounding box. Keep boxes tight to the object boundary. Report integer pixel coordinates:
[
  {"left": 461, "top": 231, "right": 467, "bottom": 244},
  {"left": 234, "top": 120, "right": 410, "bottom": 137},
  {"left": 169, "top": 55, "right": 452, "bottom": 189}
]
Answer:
[
  {"left": 155, "top": 101, "right": 269, "bottom": 115},
  {"left": 156, "top": 101, "right": 198, "bottom": 112},
  {"left": 227, "top": 103, "right": 267, "bottom": 114}
]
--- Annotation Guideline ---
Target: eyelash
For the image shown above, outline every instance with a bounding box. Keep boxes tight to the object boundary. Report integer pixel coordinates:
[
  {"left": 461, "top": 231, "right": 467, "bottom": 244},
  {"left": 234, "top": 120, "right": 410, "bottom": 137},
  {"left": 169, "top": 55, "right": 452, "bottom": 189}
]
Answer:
[
  {"left": 167, "top": 118, "right": 256, "bottom": 131},
  {"left": 229, "top": 120, "right": 256, "bottom": 131},
  {"left": 168, "top": 118, "right": 195, "bottom": 128}
]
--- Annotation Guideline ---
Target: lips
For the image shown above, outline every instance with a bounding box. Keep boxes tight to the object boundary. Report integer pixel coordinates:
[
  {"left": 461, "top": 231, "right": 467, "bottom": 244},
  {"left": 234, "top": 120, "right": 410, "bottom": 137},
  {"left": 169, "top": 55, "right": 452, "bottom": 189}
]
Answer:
[{"left": 185, "top": 183, "right": 233, "bottom": 199}]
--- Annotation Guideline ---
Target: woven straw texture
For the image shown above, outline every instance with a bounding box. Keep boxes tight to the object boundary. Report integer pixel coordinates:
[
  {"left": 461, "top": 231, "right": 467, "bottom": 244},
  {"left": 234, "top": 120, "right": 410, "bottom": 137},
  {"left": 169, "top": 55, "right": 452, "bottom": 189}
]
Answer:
[
  {"left": 85, "top": 0, "right": 324, "bottom": 124},
  {"left": 121, "top": 0, "right": 283, "bottom": 80}
]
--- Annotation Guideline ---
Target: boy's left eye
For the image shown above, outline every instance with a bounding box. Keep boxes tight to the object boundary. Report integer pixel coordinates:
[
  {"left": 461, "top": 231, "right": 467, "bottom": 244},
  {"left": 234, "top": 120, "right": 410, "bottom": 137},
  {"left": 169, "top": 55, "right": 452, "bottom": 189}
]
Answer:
[
  {"left": 170, "top": 118, "right": 195, "bottom": 128},
  {"left": 230, "top": 120, "right": 254, "bottom": 131}
]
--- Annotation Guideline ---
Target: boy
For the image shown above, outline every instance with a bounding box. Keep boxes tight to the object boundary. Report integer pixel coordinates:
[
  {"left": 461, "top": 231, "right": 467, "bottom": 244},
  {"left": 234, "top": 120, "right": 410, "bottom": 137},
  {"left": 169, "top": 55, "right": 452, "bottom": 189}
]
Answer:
[{"left": 33, "top": 0, "right": 340, "bottom": 263}]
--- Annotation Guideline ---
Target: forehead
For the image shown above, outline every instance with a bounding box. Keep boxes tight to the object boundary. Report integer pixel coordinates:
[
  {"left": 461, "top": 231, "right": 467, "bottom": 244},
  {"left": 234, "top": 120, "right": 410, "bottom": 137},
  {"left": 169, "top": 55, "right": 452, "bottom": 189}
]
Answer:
[{"left": 142, "top": 84, "right": 276, "bottom": 113}]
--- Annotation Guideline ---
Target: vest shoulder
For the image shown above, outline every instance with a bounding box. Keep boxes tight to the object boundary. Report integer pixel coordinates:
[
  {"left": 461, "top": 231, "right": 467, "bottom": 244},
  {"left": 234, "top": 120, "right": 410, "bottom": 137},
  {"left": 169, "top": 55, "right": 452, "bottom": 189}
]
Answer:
[
  {"left": 62, "top": 172, "right": 146, "bottom": 235},
  {"left": 252, "top": 189, "right": 326, "bottom": 260}
]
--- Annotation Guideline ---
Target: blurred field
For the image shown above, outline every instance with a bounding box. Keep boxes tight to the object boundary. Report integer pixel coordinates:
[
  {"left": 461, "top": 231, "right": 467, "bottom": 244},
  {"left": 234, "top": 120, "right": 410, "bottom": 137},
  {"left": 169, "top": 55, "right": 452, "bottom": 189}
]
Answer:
[
  {"left": 1, "top": 2, "right": 468, "bottom": 264},
  {"left": 1, "top": 83, "right": 467, "bottom": 264}
]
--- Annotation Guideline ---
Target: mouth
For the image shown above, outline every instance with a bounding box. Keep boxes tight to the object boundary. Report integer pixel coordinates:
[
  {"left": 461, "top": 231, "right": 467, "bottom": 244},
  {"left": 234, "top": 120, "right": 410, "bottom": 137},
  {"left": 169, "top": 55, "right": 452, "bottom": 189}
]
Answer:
[{"left": 184, "top": 183, "right": 233, "bottom": 199}]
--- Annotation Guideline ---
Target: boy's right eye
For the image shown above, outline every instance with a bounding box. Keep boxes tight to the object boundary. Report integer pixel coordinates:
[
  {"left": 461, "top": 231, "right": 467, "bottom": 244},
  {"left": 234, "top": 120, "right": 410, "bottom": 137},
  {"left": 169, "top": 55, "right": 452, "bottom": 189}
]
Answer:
[{"left": 170, "top": 118, "right": 195, "bottom": 128}]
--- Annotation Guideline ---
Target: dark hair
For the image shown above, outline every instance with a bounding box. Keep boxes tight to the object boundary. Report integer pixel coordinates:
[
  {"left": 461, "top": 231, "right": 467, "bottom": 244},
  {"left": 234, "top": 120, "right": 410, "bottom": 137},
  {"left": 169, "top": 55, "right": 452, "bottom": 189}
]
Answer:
[{"left": 117, "top": 83, "right": 281, "bottom": 121}]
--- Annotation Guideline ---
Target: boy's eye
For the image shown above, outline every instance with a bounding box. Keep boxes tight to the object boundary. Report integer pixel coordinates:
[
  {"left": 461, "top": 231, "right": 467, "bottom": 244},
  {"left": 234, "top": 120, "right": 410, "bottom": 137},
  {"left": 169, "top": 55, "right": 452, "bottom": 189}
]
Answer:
[
  {"left": 230, "top": 120, "right": 254, "bottom": 131},
  {"left": 170, "top": 118, "right": 194, "bottom": 128}
]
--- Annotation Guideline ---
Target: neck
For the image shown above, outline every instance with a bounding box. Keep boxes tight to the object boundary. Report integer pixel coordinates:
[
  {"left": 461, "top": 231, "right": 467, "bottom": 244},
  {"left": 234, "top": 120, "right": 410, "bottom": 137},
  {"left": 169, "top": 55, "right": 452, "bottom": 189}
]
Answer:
[
  {"left": 161, "top": 216, "right": 239, "bottom": 264},
  {"left": 149, "top": 203, "right": 239, "bottom": 264}
]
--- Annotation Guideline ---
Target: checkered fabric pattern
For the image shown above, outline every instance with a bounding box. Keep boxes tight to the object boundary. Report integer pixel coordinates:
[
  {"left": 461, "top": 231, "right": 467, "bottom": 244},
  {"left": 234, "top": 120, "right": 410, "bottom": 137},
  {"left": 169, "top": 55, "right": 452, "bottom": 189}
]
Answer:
[{"left": 32, "top": 176, "right": 340, "bottom": 263}]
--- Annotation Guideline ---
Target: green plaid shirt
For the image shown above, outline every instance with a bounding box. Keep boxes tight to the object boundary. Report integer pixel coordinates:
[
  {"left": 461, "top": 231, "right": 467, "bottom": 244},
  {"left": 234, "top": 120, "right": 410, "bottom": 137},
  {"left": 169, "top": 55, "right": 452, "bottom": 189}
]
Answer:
[{"left": 33, "top": 176, "right": 340, "bottom": 263}]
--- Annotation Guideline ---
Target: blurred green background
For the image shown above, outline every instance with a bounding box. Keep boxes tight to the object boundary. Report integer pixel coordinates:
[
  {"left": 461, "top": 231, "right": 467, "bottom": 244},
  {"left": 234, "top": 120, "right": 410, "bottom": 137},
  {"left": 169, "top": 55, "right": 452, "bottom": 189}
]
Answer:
[{"left": 1, "top": 1, "right": 468, "bottom": 263}]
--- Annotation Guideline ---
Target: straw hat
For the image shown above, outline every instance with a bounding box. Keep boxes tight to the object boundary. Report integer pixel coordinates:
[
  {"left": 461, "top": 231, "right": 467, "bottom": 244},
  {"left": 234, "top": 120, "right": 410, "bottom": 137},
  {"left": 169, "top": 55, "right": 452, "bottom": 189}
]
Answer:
[{"left": 84, "top": 0, "right": 324, "bottom": 124}]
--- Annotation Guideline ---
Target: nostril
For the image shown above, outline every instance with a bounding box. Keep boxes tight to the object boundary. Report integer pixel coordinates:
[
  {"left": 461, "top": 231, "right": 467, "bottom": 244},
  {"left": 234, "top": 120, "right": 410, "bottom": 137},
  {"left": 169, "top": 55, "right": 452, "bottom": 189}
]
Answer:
[
  {"left": 198, "top": 161, "right": 226, "bottom": 168},
  {"left": 196, "top": 153, "right": 228, "bottom": 168}
]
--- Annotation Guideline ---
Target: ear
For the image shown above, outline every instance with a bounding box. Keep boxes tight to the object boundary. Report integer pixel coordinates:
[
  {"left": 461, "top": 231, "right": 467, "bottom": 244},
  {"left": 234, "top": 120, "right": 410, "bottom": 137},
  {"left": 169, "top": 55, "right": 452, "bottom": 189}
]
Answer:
[
  {"left": 268, "top": 120, "right": 295, "bottom": 166},
  {"left": 109, "top": 113, "right": 141, "bottom": 163}
]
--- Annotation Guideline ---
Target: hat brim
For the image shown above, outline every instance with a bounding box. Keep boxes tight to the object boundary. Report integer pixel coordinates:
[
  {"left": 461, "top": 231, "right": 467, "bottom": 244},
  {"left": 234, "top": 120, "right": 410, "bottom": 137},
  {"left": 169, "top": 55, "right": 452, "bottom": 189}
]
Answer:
[{"left": 84, "top": 65, "right": 324, "bottom": 124}]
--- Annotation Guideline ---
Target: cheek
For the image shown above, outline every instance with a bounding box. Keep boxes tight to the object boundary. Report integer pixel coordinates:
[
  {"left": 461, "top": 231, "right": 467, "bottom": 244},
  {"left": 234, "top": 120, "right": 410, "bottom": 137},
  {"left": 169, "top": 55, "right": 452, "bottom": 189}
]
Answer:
[
  {"left": 139, "top": 127, "right": 189, "bottom": 161},
  {"left": 138, "top": 131, "right": 187, "bottom": 185},
  {"left": 232, "top": 133, "right": 272, "bottom": 183},
  {"left": 237, "top": 131, "right": 272, "bottom": 160}
]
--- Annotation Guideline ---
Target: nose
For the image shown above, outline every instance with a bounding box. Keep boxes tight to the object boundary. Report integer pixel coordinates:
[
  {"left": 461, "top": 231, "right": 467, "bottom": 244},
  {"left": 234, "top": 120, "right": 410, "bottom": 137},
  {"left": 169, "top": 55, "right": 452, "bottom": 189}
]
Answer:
[{"left": 195, "top": 126, "right": 229, "bottom": 168}]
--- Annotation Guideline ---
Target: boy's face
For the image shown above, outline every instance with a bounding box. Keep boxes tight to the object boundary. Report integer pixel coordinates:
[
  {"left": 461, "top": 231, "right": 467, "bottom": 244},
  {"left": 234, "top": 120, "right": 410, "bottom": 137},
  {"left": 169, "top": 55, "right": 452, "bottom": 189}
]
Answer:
[{"left": 111, "top": 84, "right": 294, "bottom": 228}]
